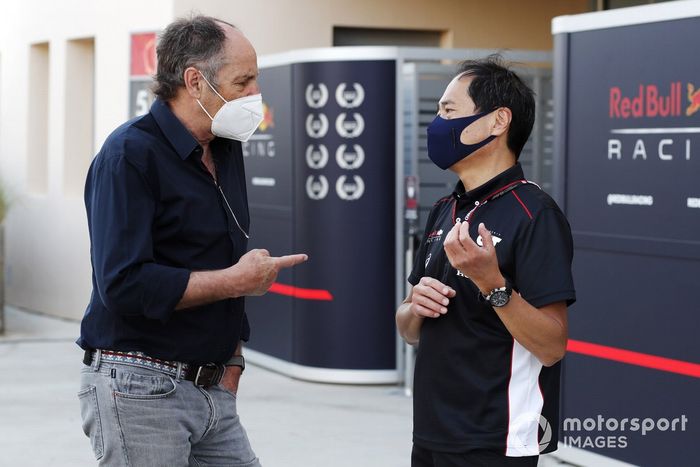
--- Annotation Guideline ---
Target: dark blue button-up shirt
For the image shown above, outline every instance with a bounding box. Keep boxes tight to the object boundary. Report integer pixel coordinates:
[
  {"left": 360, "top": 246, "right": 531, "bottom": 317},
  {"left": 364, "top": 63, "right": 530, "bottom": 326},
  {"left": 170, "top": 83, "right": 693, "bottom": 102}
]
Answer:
[{"left": 78, "top": 99, "right": 250, "bottom": 364}]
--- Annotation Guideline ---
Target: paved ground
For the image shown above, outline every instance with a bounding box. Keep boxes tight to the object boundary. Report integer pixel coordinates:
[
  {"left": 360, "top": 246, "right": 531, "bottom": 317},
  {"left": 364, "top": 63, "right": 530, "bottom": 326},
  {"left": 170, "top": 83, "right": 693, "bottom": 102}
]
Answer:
[{"left": 0, "top": 306, "right": 583, "bottom": 466}]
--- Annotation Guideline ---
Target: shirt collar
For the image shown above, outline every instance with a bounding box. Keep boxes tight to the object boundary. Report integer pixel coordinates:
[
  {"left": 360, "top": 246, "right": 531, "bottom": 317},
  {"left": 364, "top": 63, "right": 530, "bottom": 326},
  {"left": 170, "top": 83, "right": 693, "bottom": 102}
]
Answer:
[
  {"left": 150, "top": 98, "right": 200, "bottom": 160},
  {"left": 452, "top": 163, "right": 526, "bottom": 203}
]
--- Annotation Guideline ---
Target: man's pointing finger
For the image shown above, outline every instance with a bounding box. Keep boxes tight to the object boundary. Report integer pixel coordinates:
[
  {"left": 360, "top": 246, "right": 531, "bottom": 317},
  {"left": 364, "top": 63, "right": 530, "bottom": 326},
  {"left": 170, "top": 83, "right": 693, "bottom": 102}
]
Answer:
[{"left": 274, "top": 254, "right": 309, "bottom": 269}]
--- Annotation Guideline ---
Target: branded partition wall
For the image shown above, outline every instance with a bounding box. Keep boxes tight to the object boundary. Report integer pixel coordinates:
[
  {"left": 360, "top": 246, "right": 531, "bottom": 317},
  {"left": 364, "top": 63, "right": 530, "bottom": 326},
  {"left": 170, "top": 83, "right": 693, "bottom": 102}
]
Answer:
[
  {"left": 553, "top": 4, "right": 700, "bottom": 466},
  {"left": 243, "top": 50, "right": 398, "bottom": 383}
]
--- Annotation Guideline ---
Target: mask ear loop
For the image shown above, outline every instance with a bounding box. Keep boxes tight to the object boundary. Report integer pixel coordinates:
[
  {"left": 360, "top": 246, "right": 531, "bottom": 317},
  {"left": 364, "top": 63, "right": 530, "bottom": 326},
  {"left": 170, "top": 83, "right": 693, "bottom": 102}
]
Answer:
[
  {"left": 196, "top": 100, "right": 215, "bottom": 120},
  {"left": 447, "top": 109, "right": 495, "bottom": 148},
  {"left": 196, "top": 70, "right": 227, "bottom": 120},
  {"left": 198, "top": 71, "right": 228, "bottom": 103}
]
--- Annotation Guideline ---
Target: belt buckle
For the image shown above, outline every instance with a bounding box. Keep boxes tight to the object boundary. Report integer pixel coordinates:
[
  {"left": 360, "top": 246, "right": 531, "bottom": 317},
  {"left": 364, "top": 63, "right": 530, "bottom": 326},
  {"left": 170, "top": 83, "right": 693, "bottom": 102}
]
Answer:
[{"left": 194, "top": 363, "right": 224, "bottom": 387}]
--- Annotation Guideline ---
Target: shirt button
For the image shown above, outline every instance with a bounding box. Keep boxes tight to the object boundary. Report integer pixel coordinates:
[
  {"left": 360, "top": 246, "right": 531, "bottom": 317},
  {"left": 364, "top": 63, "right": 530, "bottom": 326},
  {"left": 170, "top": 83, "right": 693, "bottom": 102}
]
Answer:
[{"left": 474, "top": 201, "right": 480, "bottom": 206}]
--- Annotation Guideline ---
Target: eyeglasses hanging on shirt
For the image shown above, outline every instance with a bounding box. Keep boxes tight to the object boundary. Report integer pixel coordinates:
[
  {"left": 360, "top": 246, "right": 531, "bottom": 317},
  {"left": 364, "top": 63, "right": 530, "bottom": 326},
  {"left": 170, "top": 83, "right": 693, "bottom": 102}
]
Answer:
[{"left": 216, "top": 182, "right": 250, "bottom": 239}]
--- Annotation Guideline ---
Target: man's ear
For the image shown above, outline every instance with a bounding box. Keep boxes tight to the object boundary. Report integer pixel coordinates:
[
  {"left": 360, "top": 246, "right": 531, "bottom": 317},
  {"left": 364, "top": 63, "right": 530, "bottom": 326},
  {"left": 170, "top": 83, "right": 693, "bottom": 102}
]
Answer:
[
  {"left": 491, "top": 107, "right": 512, "bottom": 136},
  {"left": 183, "top": 67, "right": 202, "bottom": 99}
]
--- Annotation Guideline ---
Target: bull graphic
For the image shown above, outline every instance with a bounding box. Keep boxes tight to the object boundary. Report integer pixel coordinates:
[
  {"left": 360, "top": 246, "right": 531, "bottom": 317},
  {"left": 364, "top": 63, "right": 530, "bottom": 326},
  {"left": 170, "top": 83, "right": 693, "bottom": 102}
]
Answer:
[{"left": 687, "top": 83, "right": 700, "bottom": 117}]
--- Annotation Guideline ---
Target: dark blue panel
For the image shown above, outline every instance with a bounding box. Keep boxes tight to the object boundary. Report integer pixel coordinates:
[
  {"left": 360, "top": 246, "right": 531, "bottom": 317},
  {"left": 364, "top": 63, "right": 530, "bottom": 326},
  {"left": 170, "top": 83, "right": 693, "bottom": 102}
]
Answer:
[
  {"left": 566, "top": 18, "right": 700, "bottom": 254},
  {"left": 560, "top": 16, "right": 700, "bottom": 465},
  {"left": 244, "top": 65, "right": 295, "bottom": 361},
  {"left": 244, "top": 60, "right": 397, "bottom": 371},
  {"left": 292, "top": 60, "right": 396, "bottom": 370},
  {"left": 561, "top": 355, "right": 698, "bottom": 467}
]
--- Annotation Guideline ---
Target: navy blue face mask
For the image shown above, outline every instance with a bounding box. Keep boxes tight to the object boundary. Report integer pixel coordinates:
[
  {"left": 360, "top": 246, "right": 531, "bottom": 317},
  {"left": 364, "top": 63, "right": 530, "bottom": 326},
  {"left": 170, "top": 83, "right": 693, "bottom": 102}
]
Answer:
[{"left": 426, "top": 110, "right": 495, "bottom": 170}]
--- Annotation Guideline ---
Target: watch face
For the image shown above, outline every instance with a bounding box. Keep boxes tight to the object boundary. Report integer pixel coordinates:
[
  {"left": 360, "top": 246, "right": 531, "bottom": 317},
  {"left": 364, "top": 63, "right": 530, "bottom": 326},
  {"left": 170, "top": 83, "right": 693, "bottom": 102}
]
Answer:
[{"left": 489, "top": 290, "right": 510, "bottom": 307}]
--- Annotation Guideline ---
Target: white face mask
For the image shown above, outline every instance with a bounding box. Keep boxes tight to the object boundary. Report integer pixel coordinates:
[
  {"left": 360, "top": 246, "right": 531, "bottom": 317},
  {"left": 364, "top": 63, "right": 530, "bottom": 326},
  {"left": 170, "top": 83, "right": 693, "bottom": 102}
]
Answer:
[{"left": 196, "top": 71, "right": 264, "bottom": 142}]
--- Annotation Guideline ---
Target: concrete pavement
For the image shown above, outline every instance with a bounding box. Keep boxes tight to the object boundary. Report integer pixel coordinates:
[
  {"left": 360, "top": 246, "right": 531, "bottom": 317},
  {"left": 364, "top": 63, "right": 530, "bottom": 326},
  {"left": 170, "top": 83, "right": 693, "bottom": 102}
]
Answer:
[
  {"left": 0, "top": 306, "right": 413, "bottom": 466},
  {"left": 0, "top": 307, "right": 581, "bottom": 466}
]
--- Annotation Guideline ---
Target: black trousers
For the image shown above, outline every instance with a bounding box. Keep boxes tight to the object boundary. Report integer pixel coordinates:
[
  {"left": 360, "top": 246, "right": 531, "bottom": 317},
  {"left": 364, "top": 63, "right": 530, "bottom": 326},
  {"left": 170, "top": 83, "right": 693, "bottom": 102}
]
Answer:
[{"left": 411, "top": 445, "right": 539, "bottom": 467}]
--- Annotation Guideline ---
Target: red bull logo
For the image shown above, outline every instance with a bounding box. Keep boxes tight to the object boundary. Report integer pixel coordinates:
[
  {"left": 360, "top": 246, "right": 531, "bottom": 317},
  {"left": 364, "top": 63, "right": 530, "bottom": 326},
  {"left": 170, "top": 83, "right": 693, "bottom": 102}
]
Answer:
[
  {"left": 609, "top": 83, "right": 683, "bottom": 118},
  {"left": 687, "top": 83, "right": 700, "bottom": 117},
  {"left": 607, "top": 81, "right": 699, "bottom": 162},
  {"left": 242, "top": 101, "right": 275, "bottom": 158},
  {"left": 258, "top": 102, "right": 275, "bottom": 132}
]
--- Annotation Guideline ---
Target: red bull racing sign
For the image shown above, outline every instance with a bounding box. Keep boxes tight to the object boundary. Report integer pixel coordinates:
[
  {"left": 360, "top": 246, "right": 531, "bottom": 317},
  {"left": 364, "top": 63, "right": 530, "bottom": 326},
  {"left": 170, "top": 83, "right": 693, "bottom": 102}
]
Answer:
[{"left": 554, "top": 8, "right": 700, "bottom": 467}]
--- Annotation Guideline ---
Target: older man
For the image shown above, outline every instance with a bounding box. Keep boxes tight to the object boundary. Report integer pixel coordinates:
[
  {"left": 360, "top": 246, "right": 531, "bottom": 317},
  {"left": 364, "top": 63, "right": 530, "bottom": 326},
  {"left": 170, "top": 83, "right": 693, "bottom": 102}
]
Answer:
[{"left": 77, "top": 15, "right": 305, "bottom": 466}]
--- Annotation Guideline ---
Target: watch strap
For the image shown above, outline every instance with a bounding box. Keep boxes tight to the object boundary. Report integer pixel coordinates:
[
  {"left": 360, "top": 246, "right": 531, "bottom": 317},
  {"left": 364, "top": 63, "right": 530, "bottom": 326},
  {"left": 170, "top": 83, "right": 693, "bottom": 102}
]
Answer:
[
  {"left": 478, "top": 279, "right": 513, "bottom": 303},
  {"left": 225, "top": 355, "right": 245, "bottom": 372}
]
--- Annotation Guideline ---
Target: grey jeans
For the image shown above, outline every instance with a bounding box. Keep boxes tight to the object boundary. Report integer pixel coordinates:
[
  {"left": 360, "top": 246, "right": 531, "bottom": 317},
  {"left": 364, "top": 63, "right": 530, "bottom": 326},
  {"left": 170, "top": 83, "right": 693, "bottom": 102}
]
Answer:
[{"left": 78, "top": 354, "right": 261, "bottom": 467}]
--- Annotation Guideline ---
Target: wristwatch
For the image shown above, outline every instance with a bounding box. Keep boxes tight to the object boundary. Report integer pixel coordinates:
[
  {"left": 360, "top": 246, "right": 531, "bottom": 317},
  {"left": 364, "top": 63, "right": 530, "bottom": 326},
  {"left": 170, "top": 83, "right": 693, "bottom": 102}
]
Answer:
[
  {"left": 225, "top": 355, "right": 245, "bottom": 373},
  {"left": 479, "top": 280, "right": 513, "bottom": 308}
]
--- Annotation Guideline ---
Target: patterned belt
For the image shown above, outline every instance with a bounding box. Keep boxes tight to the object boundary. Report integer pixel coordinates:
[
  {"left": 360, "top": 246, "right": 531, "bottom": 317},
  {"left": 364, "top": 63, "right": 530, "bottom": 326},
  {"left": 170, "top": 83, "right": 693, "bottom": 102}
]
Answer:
[{"left": 83, "top": 350, "right": 225, "bottom": 387}]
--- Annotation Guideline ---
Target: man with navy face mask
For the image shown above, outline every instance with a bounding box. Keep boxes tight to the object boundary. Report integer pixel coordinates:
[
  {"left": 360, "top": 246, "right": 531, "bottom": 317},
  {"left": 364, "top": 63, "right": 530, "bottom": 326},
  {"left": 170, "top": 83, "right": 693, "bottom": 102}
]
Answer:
[
  {"left": 396, "top": 56, "right": 576, "bottom": 466},
  {"left": 77, "top": 15, "right": 307, "bottom": 466}
]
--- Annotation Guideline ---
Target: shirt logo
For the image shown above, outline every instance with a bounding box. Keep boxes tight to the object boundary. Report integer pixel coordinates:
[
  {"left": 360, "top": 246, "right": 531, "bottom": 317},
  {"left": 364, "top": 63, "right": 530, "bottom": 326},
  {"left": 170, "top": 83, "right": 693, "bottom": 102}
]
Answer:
[
  {"left": 476, "top": 233, "right": 503, "bottom": 247},
  {"left": 426, "top": 229, "right": 444, "bottom": 243},
  {"left": 456, "top": 232, "right": 503, "bottom": 280}
]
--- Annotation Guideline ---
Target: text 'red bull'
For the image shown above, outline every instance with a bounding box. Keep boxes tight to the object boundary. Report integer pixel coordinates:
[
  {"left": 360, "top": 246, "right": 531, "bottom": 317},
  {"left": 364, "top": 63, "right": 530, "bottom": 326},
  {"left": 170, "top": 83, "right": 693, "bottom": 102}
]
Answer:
[{"left": 609, "top": 83, "right": 682, "bottom": 118}]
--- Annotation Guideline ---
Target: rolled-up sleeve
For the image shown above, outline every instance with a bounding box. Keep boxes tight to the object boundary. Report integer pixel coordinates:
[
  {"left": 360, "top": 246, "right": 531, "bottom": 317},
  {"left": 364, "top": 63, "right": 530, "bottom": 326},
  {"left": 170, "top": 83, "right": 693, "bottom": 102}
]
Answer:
[{"left": 86, "top": 153, "right": 190, "bottom": 322}]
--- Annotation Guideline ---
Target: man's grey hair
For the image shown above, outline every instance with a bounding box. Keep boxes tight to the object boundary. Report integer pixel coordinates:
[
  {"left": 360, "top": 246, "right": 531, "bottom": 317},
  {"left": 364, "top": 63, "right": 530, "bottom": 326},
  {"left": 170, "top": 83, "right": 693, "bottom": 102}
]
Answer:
[{"left": 153, "top": 15, "right": 235, "bottom": 101}]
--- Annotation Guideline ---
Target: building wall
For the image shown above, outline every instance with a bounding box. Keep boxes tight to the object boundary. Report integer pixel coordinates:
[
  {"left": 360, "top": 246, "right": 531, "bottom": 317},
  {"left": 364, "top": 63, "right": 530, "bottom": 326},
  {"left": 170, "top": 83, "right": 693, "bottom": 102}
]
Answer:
[
  {"left": 0, "top": 0, "right": 588, "bottom": 320},
  {"left": 175, "top": 0, "right": 589, "bottom": 53},
  {"left": 0, "top": 0, "right": 174, "bottom": 319}
]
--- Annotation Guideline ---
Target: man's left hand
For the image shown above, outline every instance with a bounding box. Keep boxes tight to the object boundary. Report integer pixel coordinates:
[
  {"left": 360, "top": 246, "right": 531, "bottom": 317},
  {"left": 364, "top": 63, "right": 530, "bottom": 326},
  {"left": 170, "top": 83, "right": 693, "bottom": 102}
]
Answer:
[
  {"left": 220, "top": 365, "right": 242, "bottom": 395},
  {"left": 443, "top": 221, "right": 504, "bottom": 293}
]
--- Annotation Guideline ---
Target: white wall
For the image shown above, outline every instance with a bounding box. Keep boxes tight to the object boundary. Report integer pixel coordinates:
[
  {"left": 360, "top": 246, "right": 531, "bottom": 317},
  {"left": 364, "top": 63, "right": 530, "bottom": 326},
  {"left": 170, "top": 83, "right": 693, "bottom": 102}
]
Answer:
[{"left": 0, "top": 0, "right": 173, "bottom": 319}]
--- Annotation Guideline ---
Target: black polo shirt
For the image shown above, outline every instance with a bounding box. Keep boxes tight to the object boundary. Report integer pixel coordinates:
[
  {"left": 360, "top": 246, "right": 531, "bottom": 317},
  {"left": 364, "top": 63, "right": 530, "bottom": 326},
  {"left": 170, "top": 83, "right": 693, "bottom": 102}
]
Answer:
[
  {"left": 78, "top": 98, "right": 250, "bottom": 364},
  {"left": 408, "top": 163, "right": 576, "bottom": 456}
]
